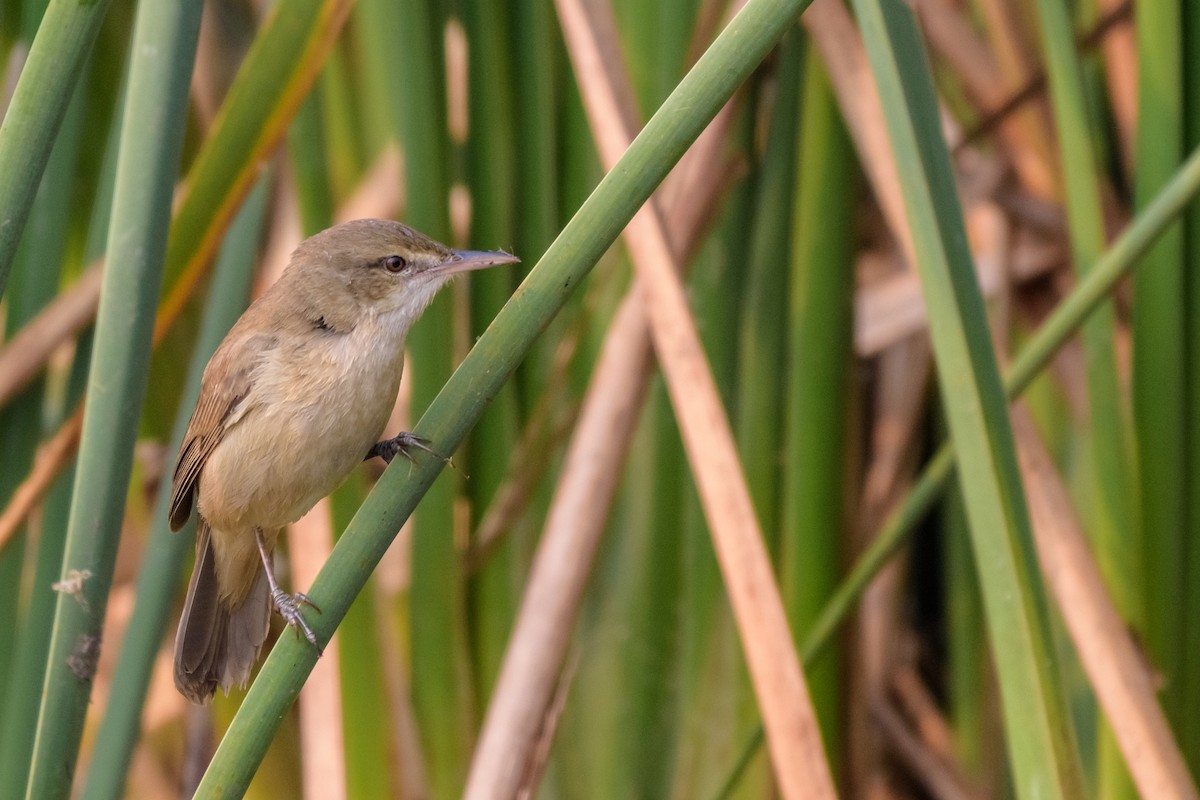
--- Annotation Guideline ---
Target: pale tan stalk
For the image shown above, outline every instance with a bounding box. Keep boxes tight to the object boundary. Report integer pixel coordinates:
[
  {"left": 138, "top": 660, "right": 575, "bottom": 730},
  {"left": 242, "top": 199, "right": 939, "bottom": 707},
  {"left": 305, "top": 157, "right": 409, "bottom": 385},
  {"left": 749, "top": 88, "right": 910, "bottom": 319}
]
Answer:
[
  {"left": 803, "top": 0, "right": 912, "bottom": 265},
  {"left": 1012, "top": 405, "right": 1199, "bottom": 800},
  {"left": 289, "top": 497, "right": 347, "bottom": 800}
]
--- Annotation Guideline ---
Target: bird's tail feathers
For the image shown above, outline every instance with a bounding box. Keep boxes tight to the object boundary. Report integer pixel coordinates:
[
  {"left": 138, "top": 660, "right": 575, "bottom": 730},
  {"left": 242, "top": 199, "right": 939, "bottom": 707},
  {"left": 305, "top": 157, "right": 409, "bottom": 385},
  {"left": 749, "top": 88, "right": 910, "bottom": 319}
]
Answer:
[{"left": 174, "top": 520, "right": 270, "bottom": 704}]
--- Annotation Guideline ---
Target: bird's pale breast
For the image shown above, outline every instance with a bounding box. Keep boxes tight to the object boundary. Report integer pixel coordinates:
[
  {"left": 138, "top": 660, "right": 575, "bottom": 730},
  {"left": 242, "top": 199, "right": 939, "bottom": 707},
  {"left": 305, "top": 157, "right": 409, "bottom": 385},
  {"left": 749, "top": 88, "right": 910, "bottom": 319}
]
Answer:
[{"left": 197, "top": 313, "right": 406, "bottom": 535}]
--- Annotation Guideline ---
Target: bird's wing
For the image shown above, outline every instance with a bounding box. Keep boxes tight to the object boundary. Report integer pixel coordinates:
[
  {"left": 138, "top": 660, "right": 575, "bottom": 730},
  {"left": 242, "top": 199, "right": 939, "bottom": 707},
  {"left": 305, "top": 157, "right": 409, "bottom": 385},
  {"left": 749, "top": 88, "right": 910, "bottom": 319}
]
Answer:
[{"left": 168, "top": 341, "right": 264, "bottom": 531}]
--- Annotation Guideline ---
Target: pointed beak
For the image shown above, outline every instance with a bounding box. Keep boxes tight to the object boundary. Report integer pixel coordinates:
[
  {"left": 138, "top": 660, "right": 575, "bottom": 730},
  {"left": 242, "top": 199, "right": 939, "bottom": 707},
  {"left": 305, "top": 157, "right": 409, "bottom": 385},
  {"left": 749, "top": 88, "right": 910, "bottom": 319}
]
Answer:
[{"left": 433, "top": 249, "right": 520, "bottom": 276}]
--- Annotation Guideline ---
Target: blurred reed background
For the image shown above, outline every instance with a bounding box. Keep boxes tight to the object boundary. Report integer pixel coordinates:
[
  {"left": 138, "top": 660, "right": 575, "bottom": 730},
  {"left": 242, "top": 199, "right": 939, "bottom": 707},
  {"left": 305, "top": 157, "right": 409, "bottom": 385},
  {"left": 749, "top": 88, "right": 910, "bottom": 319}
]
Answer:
[{"left": 0, "top": 0, "right": 1197, "bottom": 797}]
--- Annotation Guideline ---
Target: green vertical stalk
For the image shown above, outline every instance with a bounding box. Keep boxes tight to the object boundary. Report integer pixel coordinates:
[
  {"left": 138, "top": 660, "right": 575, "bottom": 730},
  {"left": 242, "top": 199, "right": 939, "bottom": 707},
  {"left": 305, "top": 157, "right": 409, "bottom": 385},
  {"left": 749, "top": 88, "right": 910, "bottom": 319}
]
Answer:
[
  {"left": 1130, "top": 0, "right": 1183, "bottom": 787},
  {"left": 398, "top": 0, "right": 473, "bottom": 792},
  {"left": 850, "top": 0, "right": 1083, "bottom": 795},
  {"left": 1040, "top": 0, "right": 1140, "bottom": 788},
  {"left": 943, "top": 478, "right": 988, "bottom": 779},
  {"left": 79, "top": 181, "right": 265, "bottom": 800},
  {"left": 463, "top": 0, "right": 521, "bottom": 705},
  {"left": 6, "top": 107, "right": 120, "bottom": 793},
  {"left": 736, "top": 33, "right": 800, "bottom": 554},
  {"left": 781, "top": 48, "right": 855, "bottom": 764},
  {"left": 613, "top": 388, "right": 686, "bottom": 797},
  {"left": 511, "top": 0, "right": 558, "bottom": 259},
  {"left": 316, "top": 45, "right": 366, "bottom": 197},
  {"left": 23, "top": 2, "right": 203, "bottom": 796},
  {"left": 1182, "top": 0, "right": 1200, "bottom": 775},
  {"left": 1038, "top": 0, "right": 1140, "bottom": 792},
  {"left": 288, "top": 91, "right": 335, "bottom": 236},
  {"left": 357, "top": 0, "right": 471, "bottom": 795},
  {"left": 0, "top": 72, "right": 88, "bottom": 795},
  {"left": 330, "top": 476, "right": 395, "bottom": 800},
  {"left": 288, "top": 85, "right": 333, "bottom": 236},
  {"left": 591, "top": 6, "right": 711, "bottom": 793},
  {"left": 512, "top": 0, "right": 560, "bottom": 409},
  {"left": 1033, "top": 0, "right": 1135, "bottom": 608},
  {"left": 723, "top": 36, "right": 802, "bottom": 796},
  {"left": 0, "top": 540, "right": 21, "bottom": 743},
  {"left": 613, "top": 0, "right": 697, "bottom": 113},
  {"left": 0, "top": 0, "right": 113, "bottom": 298},
  {"left": 1, "top": 340, "right": 90, "bottom": 773},
  {"left": 4, "top": 90, "right": 120, "bottom": 793}
]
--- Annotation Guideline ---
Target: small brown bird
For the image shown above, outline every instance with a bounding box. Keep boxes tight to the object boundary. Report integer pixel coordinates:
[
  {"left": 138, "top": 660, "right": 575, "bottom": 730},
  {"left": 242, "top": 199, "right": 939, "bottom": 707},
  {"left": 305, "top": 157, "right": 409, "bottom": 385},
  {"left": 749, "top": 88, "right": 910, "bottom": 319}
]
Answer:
[{"left": 169, "top": 219, "right": 518, "bottom": 703}]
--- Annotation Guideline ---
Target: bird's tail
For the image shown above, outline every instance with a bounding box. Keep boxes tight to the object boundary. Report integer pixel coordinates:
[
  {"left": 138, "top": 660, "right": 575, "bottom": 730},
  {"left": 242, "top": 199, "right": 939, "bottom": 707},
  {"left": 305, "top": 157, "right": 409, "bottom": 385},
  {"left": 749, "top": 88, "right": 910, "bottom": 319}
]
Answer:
[{"left": 174, "top": 520, "right": 270, "bottom": 704}]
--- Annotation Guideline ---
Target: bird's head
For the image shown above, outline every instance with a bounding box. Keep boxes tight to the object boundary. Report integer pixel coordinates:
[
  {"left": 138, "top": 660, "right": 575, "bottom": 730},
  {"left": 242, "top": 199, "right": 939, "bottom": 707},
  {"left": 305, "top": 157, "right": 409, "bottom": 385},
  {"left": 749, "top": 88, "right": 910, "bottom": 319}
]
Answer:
[{"left": 282, "top": 218, "right": 519, "bottom": 332}]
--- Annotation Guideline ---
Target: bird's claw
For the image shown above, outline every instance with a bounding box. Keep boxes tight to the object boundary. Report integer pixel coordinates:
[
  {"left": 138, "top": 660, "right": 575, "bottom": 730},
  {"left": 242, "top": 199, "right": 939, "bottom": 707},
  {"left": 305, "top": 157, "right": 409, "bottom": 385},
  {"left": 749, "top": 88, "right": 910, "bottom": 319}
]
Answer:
[
  {"left": 271, "top": 588, "right": 323, "bottom": 655},
  {"left": 368, "top": 432, "right": 451, "bottom": 466}
]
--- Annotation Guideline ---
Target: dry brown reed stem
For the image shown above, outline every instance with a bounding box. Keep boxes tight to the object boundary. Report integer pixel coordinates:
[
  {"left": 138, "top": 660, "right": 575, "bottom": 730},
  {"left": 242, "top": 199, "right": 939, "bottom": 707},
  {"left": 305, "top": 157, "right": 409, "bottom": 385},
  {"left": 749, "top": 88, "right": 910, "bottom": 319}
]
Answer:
[
  {"left": 914, "top": 0, "right": 1056, "bottom": 199},
  {"left": 970, "top": 0, "right": 1050, "bottom": 161},
  {"left": 975, "top": 0, "right": 1040, "bottom": 84},
  {"left": 956, "top": 0, "right": 1132, "bottom": 158},
  {"left": 1, "top": 45, "right": 27, "bottom": 116},
  {"left": 138, "top": 648, "right": 185, "bottom": 735},
  {"left": 848, "top": 335, "right": 931, "bottom": 797},
  {"left": 288, "top": 498, "right": 346, "bottom": 800},
  {"left": 372, "top": 581, "right": 430, "bottom": 800},
  {"left": 191, "top": 1, "right": 259, "bottom": 130},
  {"left": 1011, "top": 404, "right": 1200, "bottom": 800},
  {"left": 684, "top": 0, "right": 731, "bottom": 67},
  {"left": 465, "top": 335, "right": 580, "bottom": 573},
  {"left": 803, "top": 0, "right": 914, "bottom": 267},
  {"left": 872, "top": 696, "right": 984, "bottom": 800},
  {"left": 854, "top": 231, "right": 1061, "bottom": 357},
  {"left": 127, "top": 743, "right": 177, "bottom": 799},
  {"left": 0, "top": 150, "right": 403, "bottom": 554},
  {"left": 514, "top": 652, "right": 577, "bottom": 800},
  {"left": 336, "top": 143, "right": 405, "bottom": 224},
  {"left": 892, "top": 666, "right": 957, "bottom": 761},
  {"left": 474, "top": 0, "right": 837, "bottom": 797},
  {"left": 180, "top": 705, "right": 213, "bottom": 795},
  {"left": 0, "top": 405, "right": 82, "bottom": 552},
  {"left": 1094, "top": 0, "right": 1136, "bottom": 175}
]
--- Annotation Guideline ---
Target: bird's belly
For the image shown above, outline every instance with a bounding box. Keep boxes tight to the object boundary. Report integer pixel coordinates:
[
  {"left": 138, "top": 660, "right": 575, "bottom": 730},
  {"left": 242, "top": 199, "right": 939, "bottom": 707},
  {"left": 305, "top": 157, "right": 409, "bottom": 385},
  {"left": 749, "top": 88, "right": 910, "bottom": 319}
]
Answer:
[
  {"left": 197, "top": 404, "right": 379, "bottom": 531},
  {"left": 198, "top": 337, "right": 402, "bottom": 533}
]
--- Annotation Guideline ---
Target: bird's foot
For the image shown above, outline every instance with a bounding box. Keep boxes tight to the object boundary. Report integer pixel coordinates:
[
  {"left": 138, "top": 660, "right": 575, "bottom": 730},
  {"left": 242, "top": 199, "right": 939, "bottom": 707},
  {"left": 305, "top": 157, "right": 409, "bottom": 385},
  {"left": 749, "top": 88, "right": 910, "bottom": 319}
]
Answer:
[
  {"left": 271, "top": 587, "right": 323, "bottom": 655},
  {"left": 367, "top": 432, "right": 451, "bottom": 466}
]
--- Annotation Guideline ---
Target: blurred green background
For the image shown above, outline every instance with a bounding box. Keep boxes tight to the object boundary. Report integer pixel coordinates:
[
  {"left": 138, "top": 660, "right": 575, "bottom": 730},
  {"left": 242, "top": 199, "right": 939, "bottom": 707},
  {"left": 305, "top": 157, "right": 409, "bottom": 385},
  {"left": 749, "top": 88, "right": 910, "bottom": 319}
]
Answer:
[{"left": 0, "top": 0, "right": 1197, "bottom": 797}]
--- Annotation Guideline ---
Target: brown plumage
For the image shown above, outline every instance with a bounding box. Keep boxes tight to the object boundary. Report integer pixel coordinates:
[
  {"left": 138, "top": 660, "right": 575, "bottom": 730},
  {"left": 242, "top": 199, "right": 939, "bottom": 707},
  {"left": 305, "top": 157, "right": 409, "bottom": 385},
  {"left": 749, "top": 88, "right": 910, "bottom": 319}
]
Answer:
[{"left": 169, "top": 219, "right": 517, "bottom": 703}]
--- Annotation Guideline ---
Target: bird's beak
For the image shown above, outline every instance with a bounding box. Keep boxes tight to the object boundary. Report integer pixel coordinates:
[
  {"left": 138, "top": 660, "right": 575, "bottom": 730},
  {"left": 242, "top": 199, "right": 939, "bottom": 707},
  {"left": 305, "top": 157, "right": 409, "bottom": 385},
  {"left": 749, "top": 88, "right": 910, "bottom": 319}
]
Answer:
[{"left": 434, "top": 249, "right": 520, "bottom": 276}]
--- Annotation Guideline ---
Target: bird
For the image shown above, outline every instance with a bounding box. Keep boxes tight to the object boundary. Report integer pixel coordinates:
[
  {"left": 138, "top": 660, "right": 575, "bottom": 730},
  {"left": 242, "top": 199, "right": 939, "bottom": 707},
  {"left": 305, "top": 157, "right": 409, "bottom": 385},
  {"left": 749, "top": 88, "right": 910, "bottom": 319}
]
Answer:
[{"left": 168, "top": 218, "right": 518, "bottom": 703}]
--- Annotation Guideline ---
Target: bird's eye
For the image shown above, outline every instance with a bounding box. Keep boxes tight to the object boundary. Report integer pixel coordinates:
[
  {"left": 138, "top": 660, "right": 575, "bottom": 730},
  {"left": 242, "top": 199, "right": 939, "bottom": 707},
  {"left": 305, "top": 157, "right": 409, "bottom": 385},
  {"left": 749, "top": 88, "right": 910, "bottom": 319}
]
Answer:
[{"left": 383, "top": 255, "right": 407, "bottom": 273}]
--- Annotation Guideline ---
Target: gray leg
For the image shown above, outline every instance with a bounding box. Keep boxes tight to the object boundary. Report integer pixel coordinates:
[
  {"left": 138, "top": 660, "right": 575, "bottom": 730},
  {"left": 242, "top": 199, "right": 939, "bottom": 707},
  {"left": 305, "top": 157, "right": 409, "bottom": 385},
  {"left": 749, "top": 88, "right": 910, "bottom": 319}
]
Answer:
[{"left": 254, "top": 529, "right": 322, "bottom": 654}]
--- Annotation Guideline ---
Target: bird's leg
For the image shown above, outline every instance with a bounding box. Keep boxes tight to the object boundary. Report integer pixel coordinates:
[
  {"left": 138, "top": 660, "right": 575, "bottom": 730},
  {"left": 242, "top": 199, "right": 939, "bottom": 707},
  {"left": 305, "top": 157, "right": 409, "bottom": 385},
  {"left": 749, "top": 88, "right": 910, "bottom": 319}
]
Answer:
[
  {"left": 254, "top": 529, "right": 322, "bottom": 654},
  {"left": 366, "top": 432, "right": 451, "bottom": 466}
]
